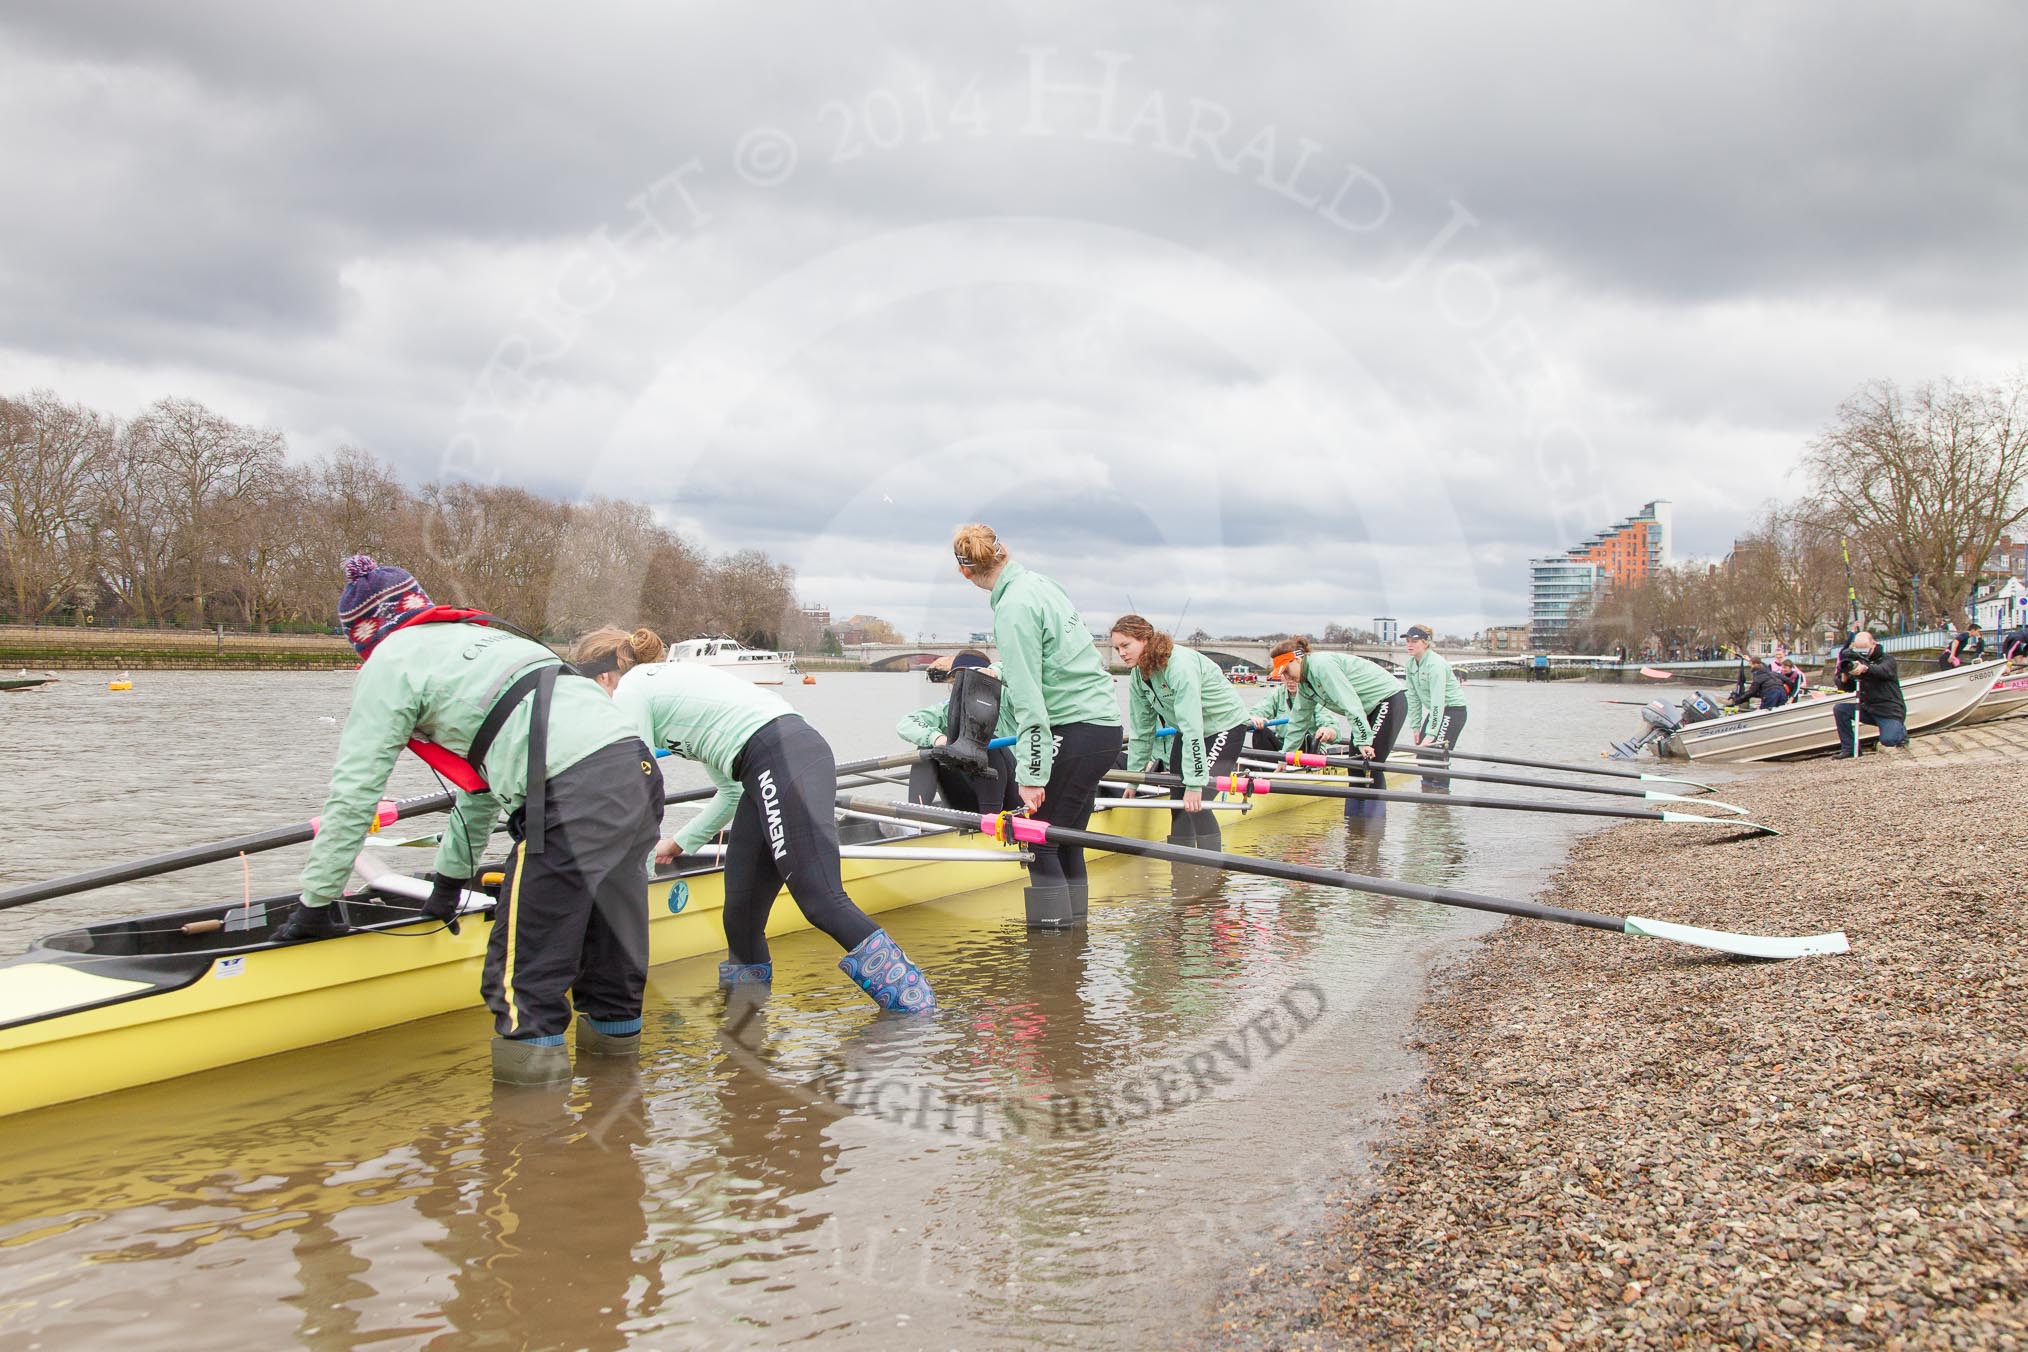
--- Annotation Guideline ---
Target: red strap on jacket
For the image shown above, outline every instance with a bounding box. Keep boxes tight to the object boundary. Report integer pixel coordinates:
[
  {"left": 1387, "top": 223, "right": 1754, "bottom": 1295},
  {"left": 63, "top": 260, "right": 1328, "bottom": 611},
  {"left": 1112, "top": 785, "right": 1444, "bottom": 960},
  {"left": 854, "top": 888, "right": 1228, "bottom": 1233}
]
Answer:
[{"left": 365, "top": 606, "right": 507, "bottom": 792}]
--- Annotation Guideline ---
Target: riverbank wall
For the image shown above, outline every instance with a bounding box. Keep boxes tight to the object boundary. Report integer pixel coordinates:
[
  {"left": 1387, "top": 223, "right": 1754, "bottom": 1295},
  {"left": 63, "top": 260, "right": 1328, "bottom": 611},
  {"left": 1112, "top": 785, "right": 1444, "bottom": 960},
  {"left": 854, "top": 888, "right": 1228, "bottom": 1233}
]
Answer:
[{"left": 1209, "top": 718, "right": 2028, "bottom": 1348}]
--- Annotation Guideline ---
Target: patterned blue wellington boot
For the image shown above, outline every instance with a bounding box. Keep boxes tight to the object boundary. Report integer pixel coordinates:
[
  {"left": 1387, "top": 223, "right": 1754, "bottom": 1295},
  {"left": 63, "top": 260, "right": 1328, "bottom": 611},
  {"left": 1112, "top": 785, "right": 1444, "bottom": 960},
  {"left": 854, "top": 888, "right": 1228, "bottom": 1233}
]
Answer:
[
  {"left": 717, "top": 961, "right": 773, "bottom": 988},
  {"left": 837, "top": 930, "right": 936, "bottom": 1012}
]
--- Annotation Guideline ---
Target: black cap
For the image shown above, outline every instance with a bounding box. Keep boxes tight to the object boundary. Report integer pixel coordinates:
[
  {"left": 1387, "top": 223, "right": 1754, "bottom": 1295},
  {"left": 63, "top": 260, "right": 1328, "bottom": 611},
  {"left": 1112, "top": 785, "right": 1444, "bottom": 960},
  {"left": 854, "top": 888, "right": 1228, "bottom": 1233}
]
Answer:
[{"left": 1403, "top": 625, "right": 1433, "bottom": 642}]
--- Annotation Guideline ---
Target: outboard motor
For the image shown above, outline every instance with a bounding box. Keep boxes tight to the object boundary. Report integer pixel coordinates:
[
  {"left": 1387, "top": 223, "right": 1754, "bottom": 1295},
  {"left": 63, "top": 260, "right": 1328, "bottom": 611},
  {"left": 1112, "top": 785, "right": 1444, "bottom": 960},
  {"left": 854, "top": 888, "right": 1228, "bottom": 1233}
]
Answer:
[
  {"left": 1608, "top": 698, "right": 1683, "bottom": 760},
  {"left": 1679, "top": 690, "right": 1723, "bottom": 724}
]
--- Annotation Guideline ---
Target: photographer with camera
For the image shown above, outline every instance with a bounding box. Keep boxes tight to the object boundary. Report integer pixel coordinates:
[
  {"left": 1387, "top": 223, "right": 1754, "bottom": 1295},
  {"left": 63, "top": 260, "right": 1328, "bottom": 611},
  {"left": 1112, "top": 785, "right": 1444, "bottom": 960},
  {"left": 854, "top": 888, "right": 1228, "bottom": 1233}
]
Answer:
[{"left": 1832, "top": 631, "right": 1908, "bottom": 758}]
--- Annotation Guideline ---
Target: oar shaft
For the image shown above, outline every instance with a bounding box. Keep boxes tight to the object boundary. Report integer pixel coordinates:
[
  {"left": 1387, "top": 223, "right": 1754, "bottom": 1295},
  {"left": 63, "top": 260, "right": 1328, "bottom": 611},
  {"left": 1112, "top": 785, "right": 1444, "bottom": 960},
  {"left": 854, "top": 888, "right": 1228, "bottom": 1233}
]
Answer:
[
  {"left": 1271, "top": 752, "right": 1668, "bottom": 800},
  {"left": 1408, "top": 744, "right": 1712, "bottom": 791},
  {"left": 837, "top": 795, "right": 1625, "bottom": 932},
  {"left": 0, "top": 789, "right": 458, "bottom": 910},
  {"left": 1115, "top": 770, "right": 1668, "bottom": 821}
]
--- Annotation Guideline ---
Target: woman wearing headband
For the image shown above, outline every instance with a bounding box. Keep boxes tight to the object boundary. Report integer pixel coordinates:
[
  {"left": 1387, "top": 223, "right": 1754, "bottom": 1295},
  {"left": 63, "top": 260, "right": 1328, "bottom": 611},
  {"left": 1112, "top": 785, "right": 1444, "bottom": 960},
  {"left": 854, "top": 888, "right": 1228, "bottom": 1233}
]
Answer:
[
  {"left": 953, "top": 523, "right": 1123, "bottom": 928},
  {"left": 1267, "top": 636, "right": 1407, "bottom": 797}
]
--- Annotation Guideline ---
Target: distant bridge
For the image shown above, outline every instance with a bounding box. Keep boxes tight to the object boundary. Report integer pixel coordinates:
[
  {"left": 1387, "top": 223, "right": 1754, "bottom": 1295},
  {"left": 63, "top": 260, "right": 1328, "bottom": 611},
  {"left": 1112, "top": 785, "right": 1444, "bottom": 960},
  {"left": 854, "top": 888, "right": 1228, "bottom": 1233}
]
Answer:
[{"left": 845, "top": 640, "right": 1496, "bottom": 674}]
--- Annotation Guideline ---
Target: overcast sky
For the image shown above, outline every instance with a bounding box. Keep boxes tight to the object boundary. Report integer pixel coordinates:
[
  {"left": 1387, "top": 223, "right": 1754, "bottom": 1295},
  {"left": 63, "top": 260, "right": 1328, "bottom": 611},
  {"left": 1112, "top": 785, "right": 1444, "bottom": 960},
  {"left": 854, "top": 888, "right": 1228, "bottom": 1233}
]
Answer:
[{"left": 4, "top": 2, "right": 2024, "bottom": 637}]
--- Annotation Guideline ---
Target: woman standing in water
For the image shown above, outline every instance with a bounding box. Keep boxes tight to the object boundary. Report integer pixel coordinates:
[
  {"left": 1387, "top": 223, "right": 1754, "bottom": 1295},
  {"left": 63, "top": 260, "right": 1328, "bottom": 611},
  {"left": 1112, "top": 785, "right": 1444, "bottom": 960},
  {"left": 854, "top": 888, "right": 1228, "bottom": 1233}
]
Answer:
[
  {"left": 282, "top": 557, "right": 663, "bottom": 1086},
  {"left": 1401, "top": 624, "right": 1467, "bottom": 750},
  {"left": 954, "top": 524, "right": 1123, "bottom": 929},
  {"left": 1268, "top": 636, "right": 1407, "bottom": 800},
  {"left": 1109, "top": 614, "right": 1250, "bottom": 848},
  {"left": 572, "top": 626, "right": 935, "bottom": 1012}
]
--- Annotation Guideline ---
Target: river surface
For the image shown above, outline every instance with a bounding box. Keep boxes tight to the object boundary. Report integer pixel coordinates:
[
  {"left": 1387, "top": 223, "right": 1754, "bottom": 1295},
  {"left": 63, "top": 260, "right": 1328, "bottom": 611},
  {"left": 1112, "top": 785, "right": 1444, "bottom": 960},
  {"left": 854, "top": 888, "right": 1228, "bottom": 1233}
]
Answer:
[{"left": 0, "top": 672, "right": 1718, "bottom": 1349}]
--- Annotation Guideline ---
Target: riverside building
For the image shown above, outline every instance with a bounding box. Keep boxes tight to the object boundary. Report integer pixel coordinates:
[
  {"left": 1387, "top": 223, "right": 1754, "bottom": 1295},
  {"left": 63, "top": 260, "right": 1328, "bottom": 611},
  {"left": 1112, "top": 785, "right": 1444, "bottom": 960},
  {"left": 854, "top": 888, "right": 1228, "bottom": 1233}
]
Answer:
[{"left": 1528, "top": 501, "right": 1672, "bottom": 649}]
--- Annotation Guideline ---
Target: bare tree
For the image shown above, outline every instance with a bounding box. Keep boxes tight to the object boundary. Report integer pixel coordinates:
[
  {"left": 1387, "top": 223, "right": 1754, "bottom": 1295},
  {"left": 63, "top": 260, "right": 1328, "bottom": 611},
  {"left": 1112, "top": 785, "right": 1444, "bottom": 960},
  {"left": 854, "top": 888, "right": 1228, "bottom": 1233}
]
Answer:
[
  {"left": 0, "top": 391, "right": 114, "bottom": 620},
  {"left": 127, "top": 397, "right": 286, "bottom": 626},
  {"left": 706, "top": 549, "right": 797, "bottom": 648},
  {"left": 89, "top": 422, "right": 183, "bottom": 624},
  {"left": 1805, "top": 377, "right": 2028, "bottom": 628}
]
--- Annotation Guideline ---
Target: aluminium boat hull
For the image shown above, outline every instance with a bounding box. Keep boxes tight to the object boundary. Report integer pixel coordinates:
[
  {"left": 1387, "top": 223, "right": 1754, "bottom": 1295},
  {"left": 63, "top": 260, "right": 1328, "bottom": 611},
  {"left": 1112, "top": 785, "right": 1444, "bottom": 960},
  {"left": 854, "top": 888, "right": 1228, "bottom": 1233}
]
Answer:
[{"left": 1659, "top": 660, "right": 2004, "bottom": 762}]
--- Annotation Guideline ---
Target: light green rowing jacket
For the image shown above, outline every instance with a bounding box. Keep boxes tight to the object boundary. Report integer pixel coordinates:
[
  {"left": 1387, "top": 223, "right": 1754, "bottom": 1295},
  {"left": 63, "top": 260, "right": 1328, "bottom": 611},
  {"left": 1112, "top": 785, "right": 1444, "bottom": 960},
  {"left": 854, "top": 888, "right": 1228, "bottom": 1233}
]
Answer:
[
  {"left": 1278, "top": 651, "right": 1405, "bottom": 751},
  {"left": 988, "top": 563, "right": 1120, "bottom": 785},
  {"left": 1125, "top": 647, "right": 1249, "bottom": 787},
  {"left": 612, "top": 661, "right": 793, "bottom": 852},
  {"left": 1403, "top": 650, "right": 1467, "bottom": 739},
  {"left": 299, "top": 622, "right": 639, "bottom": 907}
]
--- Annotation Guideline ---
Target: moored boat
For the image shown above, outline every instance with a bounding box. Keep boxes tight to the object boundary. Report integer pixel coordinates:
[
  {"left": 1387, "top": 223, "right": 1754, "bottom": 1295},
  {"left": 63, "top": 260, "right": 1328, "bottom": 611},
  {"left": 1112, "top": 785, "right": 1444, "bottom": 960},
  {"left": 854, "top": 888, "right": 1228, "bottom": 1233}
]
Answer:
[
  {"left": 0, "top": 779, "right": 1326, "bottom": 1118},
  {"left": 1658, "top": 660, "right": 2004, "bottom": 762},
  {"left": 665, "top": 635, "right": 792, "bottom": 684},
  {"left": 0, "top": 675, "right": 56, "bottom": 693},
  {"left": 1960, "top": 662, "right": 2028, "bottom": 726}
]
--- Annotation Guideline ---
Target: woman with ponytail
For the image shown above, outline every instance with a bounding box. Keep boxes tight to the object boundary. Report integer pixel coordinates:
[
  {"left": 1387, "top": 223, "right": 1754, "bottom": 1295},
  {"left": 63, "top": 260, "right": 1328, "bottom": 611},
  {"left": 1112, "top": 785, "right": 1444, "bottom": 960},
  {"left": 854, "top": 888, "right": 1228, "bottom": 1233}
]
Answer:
[
  {"left": 953, "top": 523, "right": 1122, "bottom": 929},
  {"left": 285, "top": 557, "right": 664, "bottom": 1087},
  {"left": 1267, "top": 636, "right": 1408, "bottom": 801},
  {"left": 1109, "top": 614, "right": 1250, "bottom": 847},
  {"left": 575, "top": 626, "right": 935, "bottom": 1013}
]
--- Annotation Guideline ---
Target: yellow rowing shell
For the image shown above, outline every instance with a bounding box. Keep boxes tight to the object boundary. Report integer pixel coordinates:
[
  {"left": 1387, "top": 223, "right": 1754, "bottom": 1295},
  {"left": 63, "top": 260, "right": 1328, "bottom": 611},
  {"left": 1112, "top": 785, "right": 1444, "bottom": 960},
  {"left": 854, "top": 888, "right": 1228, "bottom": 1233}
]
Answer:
[{"left": 0, "top": 786, "right": 1328, "bottom": 1118}]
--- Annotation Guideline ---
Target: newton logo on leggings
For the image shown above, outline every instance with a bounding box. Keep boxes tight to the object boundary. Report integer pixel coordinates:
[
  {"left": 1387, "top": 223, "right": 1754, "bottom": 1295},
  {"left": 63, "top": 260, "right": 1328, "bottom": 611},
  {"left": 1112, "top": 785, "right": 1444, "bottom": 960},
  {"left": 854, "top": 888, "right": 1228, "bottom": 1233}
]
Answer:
[{"left": 757, "top": 769, "right": 788, "bottom": 861}]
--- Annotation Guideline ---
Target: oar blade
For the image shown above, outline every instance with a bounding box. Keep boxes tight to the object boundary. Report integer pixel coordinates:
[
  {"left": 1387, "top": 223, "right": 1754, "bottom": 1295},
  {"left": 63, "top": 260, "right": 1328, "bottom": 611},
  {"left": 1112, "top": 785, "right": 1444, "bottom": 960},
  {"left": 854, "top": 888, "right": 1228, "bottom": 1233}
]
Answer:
[
  {"left": 1646, "top": 792, "right": 1749, "bottom": 815},
  {"left": 1623, "top": 914, "right": 1848, "bottom": 960},
  {"left": 1638, "top": 773, "right": 1718, "bottom": 794},
  {"left": 1658, "top": 812, "right": 1780, "bottom": 837}
]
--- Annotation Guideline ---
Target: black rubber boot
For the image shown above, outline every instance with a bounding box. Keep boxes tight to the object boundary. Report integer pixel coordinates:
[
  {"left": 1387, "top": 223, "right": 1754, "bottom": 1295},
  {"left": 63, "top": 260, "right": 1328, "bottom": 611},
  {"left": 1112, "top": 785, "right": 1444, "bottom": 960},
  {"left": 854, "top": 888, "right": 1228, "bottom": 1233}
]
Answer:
[
  {"left": 937, "top": 668, "right": 1004, "bottom": 776},
  {"left": 1024, "top": 883, "right": 1075, "bottom": 929},
  {"left": 1067, "top": 881, "right": 1090, "bottom": 926},
  {"left": 492, "top": 1037, "right": 571, "bottom": 1085},
  {"left": 1188, "top": 807, "right": 1223, "bottom": 853}
]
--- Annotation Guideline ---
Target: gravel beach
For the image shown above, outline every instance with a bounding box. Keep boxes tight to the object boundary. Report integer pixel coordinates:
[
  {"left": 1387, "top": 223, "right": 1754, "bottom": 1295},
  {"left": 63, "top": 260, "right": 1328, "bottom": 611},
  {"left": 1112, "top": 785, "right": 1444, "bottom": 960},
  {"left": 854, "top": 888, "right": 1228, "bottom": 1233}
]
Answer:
[{"left": 1207, "top": 719, "right": 2028, "bottom": 1350}]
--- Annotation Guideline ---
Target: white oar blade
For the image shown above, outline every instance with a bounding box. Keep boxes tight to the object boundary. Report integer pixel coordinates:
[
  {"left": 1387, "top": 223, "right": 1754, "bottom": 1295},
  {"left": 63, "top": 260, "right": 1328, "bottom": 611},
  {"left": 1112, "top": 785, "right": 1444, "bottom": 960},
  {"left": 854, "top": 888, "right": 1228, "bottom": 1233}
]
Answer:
[
  {"left": 1646, "top": 792, "right": 1749, "bottom": 815},
  {"left": 1623, "top": 914, "right": 1849, "bottom": 960},
  {"left": 1659, "top": 812, "right": 1780, "bottom": 836},
  {"left": 1639, "top": 773, "right": 1716, "bottom": 793}
]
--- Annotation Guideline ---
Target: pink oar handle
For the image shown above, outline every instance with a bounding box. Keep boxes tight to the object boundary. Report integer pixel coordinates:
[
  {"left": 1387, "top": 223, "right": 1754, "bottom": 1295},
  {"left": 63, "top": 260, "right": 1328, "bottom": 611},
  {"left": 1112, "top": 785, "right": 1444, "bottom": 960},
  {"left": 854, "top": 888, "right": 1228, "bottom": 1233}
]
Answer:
[
  {"left": 1284, "top": 752, "right": 1329, "bottom": 768},
  {"left": 978, "top": 813, "right": 1051, "bottom": 844},
  {"left": 1214, "top": 775, "right": 1270, "bottom": 793},
  {"left": 309, "top": 799, "right": 401, "bottom": 835}
]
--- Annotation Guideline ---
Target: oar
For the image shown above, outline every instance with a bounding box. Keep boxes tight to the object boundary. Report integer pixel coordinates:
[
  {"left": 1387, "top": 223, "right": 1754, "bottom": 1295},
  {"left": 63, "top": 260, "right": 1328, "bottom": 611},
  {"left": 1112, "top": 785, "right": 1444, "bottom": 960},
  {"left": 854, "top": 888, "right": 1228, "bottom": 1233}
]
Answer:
[
  {"left": 1108, "top": 769, "right": 1777, "bottom": 837},
  {"left": 838, "top": 796, "right": 1840, "bottom": 960},
  {"left": 986, "top": 717, "right": 1289, "bottom": 751},
  {"left": 1257, "top": 751, "right": 1748, "bottom": 814},
  {"left": 0, "top": 790, "right": 460, "bottom": 910},
  {"left": 1, "top": 748, "right": 937, "bottom": 908},
  {"left": 1405, "top": 744, "right": 1715, "bottom": 794}
]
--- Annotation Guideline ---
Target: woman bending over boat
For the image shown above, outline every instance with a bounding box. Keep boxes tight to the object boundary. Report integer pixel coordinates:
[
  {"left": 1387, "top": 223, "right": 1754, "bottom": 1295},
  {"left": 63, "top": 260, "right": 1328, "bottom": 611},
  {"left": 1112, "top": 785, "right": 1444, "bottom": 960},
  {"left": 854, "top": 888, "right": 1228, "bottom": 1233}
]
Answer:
[
  {"left": 1269, "top": 636, "right": 1408, "bottom": 797},
  {"left": 954, "top": 523, "right": 1123, "bottom": 929},
  {"left": 574, "top": 626, "right": 935, "bottom": 1012},
  {"left": 896, "top": 652, "right": 1018, "bottom": 814},
  {"left": 280, "top": 557, "right": 664, "bottom": 1086},
  {"left": 1110, "top": 614, "right": 1250, "bottom": 848}
]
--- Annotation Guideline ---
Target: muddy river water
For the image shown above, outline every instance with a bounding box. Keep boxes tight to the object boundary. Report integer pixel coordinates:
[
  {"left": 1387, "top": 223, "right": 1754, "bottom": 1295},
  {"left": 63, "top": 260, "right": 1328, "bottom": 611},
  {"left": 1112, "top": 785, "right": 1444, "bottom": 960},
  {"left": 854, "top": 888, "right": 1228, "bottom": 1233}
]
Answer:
[{"left": 0, "top": 672, "right": 1677, "bottom": 1348}]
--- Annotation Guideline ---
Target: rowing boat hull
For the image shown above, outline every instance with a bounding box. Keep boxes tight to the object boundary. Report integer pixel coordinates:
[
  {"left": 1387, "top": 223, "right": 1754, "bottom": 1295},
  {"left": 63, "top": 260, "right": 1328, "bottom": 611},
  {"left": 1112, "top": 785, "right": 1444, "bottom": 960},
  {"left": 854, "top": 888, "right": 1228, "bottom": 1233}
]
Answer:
[
  {"left": 0, "top": 786, "right": 1321, "bottom": 1118},
  {"left": 1658, "top": 661, "right": 2004, "bottom": 762},
  {"left": 1959, "top": 664, "right": 2028, "bottom": 726}
]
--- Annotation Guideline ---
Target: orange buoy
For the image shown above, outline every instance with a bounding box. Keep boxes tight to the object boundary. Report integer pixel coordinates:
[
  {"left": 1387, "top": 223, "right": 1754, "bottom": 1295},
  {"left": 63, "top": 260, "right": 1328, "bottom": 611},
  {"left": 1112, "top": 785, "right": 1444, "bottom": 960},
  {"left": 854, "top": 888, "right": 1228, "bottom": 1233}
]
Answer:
[{"left": 802, "top": 674, "right": 816, "bottom": 684}]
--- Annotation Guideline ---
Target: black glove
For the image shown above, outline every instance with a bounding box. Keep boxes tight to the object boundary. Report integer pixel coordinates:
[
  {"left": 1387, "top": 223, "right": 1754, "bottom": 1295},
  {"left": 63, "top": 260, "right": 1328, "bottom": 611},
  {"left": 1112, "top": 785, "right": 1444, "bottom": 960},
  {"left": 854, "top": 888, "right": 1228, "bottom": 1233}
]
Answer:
[
  {"left": 423, "top": 876, "right": 470, "bottom": 935},
  {"left": 272, "top": 901, "right": 349, "bottom": 943}
]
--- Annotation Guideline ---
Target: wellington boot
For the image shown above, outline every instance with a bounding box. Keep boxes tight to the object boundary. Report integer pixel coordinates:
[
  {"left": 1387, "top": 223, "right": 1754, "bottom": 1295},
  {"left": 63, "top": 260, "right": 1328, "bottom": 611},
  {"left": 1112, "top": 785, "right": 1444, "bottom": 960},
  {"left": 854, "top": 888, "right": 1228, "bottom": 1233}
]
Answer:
[
  {"left": 492, "top": 1036, "right": 571, "bottom": 1085},
  {"left": 1067, "top": 881, "right": 1090, "bottom": 926},
  {"left": 1165, "top": 806, "right": 1223, "bottom": 853},
  {"left": 717, "top": 960, "right": 773, "bottom": 988},
  {"left": 937, "top": 668, "right": 1004, "bottom": 776},
  {"left": 575, "top": 1022, "right": 642, "bottom": 1057},
  {"left": 1023, "top": 882, "right": 1075, "bottom": 929},
  {"left": 838, "top": 929, "right": 936, "bottom": 1012}
]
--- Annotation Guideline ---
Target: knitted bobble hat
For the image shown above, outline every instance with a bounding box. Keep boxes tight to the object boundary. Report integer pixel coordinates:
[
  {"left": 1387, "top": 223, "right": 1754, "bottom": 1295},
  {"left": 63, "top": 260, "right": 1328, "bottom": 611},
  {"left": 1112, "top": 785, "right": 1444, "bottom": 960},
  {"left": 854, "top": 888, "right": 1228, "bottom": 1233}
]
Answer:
[{"left": 337, "top": 554, "right": 431, "bottom": 655}]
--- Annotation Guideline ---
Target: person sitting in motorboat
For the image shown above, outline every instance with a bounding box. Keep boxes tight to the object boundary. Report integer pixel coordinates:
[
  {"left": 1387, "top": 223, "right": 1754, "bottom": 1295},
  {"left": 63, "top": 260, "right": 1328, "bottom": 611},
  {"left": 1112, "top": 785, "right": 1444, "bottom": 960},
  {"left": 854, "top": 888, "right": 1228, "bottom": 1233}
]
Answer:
[
  {"left": 1940, "top": 623, "right": 1986, "bottom": 670},
  {"left": 895, "top": 652, "right": 1017, "bottom": 813},
  {"left": 1731, "top": 657, "right": 1791, "bottom": 711},
  {"left": 280, "top": 557, "right": 665, "bottom": 1086},
  {"left": 573, "top": 626, "right": 935, "bottom": 1012}
]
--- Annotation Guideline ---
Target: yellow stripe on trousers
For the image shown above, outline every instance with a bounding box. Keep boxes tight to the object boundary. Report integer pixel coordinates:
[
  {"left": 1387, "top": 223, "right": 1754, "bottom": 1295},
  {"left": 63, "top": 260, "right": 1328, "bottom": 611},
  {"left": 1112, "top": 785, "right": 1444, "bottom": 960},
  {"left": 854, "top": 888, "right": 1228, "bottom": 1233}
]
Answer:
[{"left": 502, "top": 840, "right": 528, "bottom": 1035}]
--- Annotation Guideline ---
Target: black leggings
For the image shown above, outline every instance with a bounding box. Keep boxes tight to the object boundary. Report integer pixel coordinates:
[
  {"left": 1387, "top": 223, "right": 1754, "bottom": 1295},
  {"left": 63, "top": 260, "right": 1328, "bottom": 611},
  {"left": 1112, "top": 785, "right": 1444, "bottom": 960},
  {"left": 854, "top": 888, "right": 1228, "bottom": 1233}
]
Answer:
[
  {"left": 1029, "top": 722, "right": 1125, "bottom": 888},
  {"left": 1354, "top": 692, "right": 1408, "bottom": 790},
  {"left": 722, "top": 714, "right": 879, "bottom": 965},
  {"left": 483, "top": 740, "right": 663, "bottom": 1040},
  {"left": 1160, "top": 721, "right": 1250, "bottom": 824}
]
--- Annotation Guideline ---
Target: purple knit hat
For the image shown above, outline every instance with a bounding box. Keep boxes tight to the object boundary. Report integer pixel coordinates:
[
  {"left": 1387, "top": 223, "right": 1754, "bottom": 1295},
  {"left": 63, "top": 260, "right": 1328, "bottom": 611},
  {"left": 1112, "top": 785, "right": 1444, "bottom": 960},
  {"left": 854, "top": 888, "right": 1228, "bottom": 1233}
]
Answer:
[{"left": 338, "top": 555, "right": 431, "bottom": 655}]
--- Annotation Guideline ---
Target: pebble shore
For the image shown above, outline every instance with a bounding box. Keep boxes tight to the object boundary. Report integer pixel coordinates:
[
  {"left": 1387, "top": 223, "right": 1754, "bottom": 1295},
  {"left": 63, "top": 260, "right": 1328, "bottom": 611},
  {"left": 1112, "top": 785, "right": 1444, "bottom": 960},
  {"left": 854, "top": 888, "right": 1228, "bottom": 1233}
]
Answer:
[{"left": 1207, "top": 719, "right": 2027, "bottom": 1349}]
